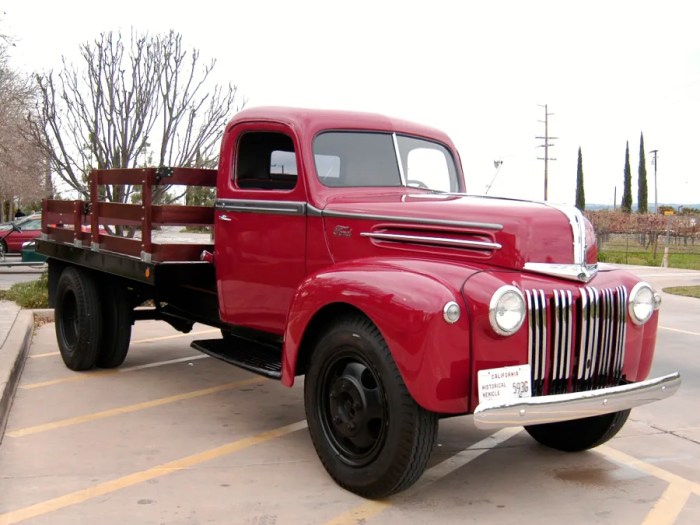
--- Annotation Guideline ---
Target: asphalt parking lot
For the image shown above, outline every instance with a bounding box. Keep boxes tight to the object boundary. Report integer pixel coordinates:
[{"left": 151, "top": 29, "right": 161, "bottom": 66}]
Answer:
[{"left": 0, "top": 266, "right": 698, "bottom": 525}]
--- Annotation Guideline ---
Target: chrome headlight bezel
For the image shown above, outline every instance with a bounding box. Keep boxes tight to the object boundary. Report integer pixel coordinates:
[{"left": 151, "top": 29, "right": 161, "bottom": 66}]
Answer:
[
  {"left": 628, "top": 282, "right": 655, "bottom": 325},
  {"left": 489, "top": 285, "right": 526, "bottom": 336}
]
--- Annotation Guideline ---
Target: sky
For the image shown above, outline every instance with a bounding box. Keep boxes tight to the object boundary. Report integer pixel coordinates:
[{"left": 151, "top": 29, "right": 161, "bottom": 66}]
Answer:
[{"left": 3, "top": 0, "right": 700, "bottom": 207}]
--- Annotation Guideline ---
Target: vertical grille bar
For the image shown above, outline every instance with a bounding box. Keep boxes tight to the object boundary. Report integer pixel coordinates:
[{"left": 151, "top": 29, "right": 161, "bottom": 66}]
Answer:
[
  {"left": 549, "top": 290, "right": 574, "bottom": 394},
  {"left": 577, "top": 288, "right": 589, "bottom": 381},
  {"left": 599, "top": 288, "right": 615, "bottom": 383},
  {"left": 526, "top": 289, "right": 547, "bottom": 396},
  {"left": 613, "top": 286, "right": 628, "bottom": 380},
  {"left": 527, "top": 285, "right": 628, "bottom": 396},
  {"left": 588, "top": 287, "right": 601, "bottom": 381},
  {"left": 552, "top": 290, "right": 561, "bottom": 384},
  {"left": 563, "top": 290, "right": 573, "bottom": 380}
]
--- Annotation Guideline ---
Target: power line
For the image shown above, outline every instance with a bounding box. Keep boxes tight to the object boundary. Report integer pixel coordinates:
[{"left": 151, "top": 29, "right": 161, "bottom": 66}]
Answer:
[{"left": 536, "top": 104, "right": 557, "bottom": 201}]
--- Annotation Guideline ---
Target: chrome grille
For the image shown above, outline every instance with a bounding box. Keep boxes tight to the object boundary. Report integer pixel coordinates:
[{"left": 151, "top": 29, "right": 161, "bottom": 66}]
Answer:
[{"left": 526, "top": 286, "right": 628, "bottom": 396}]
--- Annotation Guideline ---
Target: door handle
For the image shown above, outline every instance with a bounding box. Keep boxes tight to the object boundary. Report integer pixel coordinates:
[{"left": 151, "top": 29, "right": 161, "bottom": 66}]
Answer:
[{"left": 219, "top": 214, "right": 232, "bottom": 222}]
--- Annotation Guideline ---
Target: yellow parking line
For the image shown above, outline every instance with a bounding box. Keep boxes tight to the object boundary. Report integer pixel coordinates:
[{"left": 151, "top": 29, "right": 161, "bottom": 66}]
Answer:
[
  {"left": 21, "top": 374, "right": 99, "bottom": 389},
  {"left": 21, "top": 355, "right": 210, "bottom": 390},
  {"left": 28, "top": 351, "right": 60, "bottom": 359},
  {"left": 597, "top": 445, "right": 700, "bottom": 494},
  {"left": 28, "top": 329, "right": 220, "bottom": 359},
  {"left": 659, "top": 326, "right": 700, "bottom": 337},
  {"left": 130, "top": 329, "right": 219, "bottom": 345},
  {"left": 7, "top": 377, "right": 265, "bottom": 438},
  {"left": 0, "top": 419, "right": 307, "bottom": 525},
  {"left": 641, "top": 483, "right": 692, "bottom": 525},
  {"left": 325, "top": 427, "right": 521, "bottom": 525}
]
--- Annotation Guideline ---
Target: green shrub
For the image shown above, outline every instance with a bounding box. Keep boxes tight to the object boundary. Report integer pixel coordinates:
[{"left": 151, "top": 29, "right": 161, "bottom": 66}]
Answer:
[{"left": 1, "top": 272, "right": 49, "bottom": 309}]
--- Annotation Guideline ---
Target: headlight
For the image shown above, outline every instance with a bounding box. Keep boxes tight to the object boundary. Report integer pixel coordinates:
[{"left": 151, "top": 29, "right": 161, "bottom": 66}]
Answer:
[
  {"left": 489, "top": 285, "right": 526, "bottom": 336},
  {"left": 629, "top": 282, "right": 655, "bottom": 325}
]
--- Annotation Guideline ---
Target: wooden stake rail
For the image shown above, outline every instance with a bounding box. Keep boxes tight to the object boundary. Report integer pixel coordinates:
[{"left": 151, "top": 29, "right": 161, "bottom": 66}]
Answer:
[{"left": 41, "top": 167, "right": 217, "bottom": 263}]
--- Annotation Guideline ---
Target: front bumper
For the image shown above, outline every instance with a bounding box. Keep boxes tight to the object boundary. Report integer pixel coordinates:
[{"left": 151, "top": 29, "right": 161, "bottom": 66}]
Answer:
[{"left": 473, "top": 372, "right": 681, "bottom": 429}]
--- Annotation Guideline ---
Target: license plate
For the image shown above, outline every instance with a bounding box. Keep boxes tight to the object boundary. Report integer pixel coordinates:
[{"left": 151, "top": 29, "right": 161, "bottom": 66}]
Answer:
[{"left": 477, "top": 364, "right": 532, "bottom": 404}]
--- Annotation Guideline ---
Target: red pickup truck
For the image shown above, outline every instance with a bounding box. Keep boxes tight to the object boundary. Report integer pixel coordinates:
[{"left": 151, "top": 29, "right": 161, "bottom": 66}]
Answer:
[{"left": 38, "top": 107, "right": 680, "bottom": 498}]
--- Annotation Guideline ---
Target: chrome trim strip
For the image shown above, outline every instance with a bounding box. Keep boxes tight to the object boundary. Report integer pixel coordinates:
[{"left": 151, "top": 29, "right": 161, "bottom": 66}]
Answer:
[
  {"left": 360, "top": 232, "right": 502, "bottom": 250},
  {"left": 473, "top": 372, "right": 681, "bottom": 429},
  {"left": 322, "top": 209, "right": 503, "bottom": 231},
  {"left": 215, "top": 199, "right": 306, "bottom": 216},
  {"left": 523, "top": 262, "right": 599, "bottom": 283},
  {"left": 523, "top": 203, "right": 598, "bottom": 283},
  {"left": 306, "top": 204, "right": 324, "bottom": 217},
  {"left": 392, "top": 133, "right": 406, "bottom": 186},
  {"left": 546, "top": 203, "right": 587, "bottom": 265}
]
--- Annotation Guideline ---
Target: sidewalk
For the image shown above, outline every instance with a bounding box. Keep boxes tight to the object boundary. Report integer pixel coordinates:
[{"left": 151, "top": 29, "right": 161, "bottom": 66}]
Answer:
[{"left": 0, "top": 301, "right": 34, "bottom": 442}]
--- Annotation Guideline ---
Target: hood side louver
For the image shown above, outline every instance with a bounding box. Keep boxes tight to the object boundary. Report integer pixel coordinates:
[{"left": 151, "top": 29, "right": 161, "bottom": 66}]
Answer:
[{"left": 361, "top": 225, "right": 501, "bottom": 256}]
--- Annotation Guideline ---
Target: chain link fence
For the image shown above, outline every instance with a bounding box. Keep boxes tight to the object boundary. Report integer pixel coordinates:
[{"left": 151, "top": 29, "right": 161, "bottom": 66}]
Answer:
[{"left": 587, "top": 211, "right": 700, "bottom": 270}]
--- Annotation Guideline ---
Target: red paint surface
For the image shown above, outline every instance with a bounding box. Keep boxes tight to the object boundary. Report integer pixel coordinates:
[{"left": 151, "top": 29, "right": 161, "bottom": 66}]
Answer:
[{"left": 212, "top": 107, "right": 660, "bottom": 414}]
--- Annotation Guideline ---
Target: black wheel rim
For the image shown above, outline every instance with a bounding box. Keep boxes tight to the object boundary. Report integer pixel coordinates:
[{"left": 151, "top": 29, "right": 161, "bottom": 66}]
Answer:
[
  {"left": 59, "top": 291, "right": 79, "bottom": 352},
  {"left": 316, "top": 348, "right": 388, "bottom": 467}
]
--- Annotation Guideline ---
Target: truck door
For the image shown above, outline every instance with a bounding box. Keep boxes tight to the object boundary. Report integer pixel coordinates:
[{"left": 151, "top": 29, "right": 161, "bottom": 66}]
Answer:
[{"left": 215, "top": 122, "right": 307, "bottom": 335}]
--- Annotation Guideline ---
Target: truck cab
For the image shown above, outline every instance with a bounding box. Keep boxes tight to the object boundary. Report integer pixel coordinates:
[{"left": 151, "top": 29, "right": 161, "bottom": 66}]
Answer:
[{"left": 38, "top": 107, "right": 680, "bottom": 499}]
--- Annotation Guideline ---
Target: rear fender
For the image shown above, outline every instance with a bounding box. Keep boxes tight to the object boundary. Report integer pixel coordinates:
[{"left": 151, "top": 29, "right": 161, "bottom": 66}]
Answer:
[{"left": 282, "top": 262, "right": 472, "bottom": 414}]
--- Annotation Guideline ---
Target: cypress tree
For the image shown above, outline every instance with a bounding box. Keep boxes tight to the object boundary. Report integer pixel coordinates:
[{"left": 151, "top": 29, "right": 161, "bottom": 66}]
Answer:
[
  {"left": 575, "top": 147, "right": 585, "bottom": 211},
  {"left": 638, "top": 132, "right": 648, "bottom": 213},
  {"left": 621, "top": 141, "right": 632, "bottom": 213}
]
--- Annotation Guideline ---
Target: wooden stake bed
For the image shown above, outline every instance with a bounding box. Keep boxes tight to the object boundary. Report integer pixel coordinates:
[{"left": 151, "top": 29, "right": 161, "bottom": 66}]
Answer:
[{"left": 39, "top": 167, "right": 217, "bottom": 271}]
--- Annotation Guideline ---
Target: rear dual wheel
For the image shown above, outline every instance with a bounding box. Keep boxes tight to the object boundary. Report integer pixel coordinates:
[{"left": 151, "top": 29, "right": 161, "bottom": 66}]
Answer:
[{"left": 55, "top": 267, "right": 132, "bottom": 370}]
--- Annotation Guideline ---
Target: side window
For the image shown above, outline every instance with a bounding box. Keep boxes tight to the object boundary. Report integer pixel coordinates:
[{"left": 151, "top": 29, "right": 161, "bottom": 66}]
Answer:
[
  {"left": 406, "top": 148, "right": 451, "bottom": 192},
  {"left": 236, "top": 132, "right": 298, "bottom": 190}
]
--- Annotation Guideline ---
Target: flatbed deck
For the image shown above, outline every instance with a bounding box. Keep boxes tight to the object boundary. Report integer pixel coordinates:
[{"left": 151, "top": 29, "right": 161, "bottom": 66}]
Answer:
[{"left": 38, "top": 166, "right": 221, "bottom": 327}]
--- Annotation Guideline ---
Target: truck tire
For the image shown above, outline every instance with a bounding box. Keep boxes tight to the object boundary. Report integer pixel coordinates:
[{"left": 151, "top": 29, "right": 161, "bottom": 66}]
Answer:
[
  {"left": 524, "top": 409, "right": 631, "bottom": 452},
  {"left": 55, "top": 267, "right": 103, "bottom": 371},
  {"left": 97, "top": 282, "right": 132, "bottom": 368},
  {"left": 304, "top": 314, "right": 438, "bottom": 499}
]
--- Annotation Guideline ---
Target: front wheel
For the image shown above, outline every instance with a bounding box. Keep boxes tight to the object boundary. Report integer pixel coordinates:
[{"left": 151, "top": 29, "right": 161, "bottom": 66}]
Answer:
[
  {"left": 524, "top": 409, "right": 631, "bottom": 452},
  {"left": 304, "top": 314, "right": 438, "bottom": 499}
]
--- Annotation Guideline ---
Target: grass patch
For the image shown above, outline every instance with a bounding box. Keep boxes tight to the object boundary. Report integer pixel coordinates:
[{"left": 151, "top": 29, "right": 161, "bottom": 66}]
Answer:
[
  {"left": 598, "top": 250, "right": 700, "bottom": 270},
  {"left": 663, "top": 286, "right": 700, "bottom": 299},
  {"left": 0, "top": 272, "right": 49, "bottom": 309}
]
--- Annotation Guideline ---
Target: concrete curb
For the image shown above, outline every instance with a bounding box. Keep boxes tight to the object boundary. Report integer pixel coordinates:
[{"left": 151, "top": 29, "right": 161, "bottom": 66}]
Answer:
[{"left": 0, "top": 310, "right": 35, "bottom": 444}]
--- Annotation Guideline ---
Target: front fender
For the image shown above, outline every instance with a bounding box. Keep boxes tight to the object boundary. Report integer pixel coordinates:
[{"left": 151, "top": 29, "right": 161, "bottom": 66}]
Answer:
[{"left": 282, "top": 260, "right": 474, "bottom": 414}]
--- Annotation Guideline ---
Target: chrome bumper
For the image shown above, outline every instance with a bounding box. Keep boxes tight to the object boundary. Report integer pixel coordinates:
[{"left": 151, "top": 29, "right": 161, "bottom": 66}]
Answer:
[{"left": 473, "top": 372, "right": 681, "bottom": 429}]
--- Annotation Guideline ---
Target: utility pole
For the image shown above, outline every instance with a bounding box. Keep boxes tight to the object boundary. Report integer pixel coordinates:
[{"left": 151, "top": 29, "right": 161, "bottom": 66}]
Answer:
[
  {"left": 536, "top": 104, "right": 557, "bottom": 200},
  {"left": 650, "top": 149, "right": 659, "bottom": 213}
]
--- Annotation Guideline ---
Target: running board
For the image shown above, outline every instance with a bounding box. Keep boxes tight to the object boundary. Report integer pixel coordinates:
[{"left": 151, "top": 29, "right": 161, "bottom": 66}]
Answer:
[{"left": 191, "top": 336, "right": 282, "bottom": 380}]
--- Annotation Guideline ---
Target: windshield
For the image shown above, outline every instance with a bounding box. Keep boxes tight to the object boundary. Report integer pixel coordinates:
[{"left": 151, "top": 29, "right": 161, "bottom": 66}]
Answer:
[{"left": 313, "top": 131, "right": 460, "bottom": 192}]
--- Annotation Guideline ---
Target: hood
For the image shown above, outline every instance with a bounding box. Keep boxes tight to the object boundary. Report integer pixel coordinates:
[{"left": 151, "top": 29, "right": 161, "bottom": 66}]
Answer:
[{"left": 319, "top": 192, "right": 598, "bottom": 282}]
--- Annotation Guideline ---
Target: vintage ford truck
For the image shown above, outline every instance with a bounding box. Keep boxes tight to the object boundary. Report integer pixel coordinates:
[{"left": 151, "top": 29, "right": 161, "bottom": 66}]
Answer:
[{"left": 37, "top": 107, "right": 681, "bottom": 498}]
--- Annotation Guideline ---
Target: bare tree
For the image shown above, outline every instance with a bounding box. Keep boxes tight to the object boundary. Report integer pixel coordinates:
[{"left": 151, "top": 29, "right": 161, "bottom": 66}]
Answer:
[
  {"left": 0, "top": 45, "right": 49, "bottom": 221},
  {"left": 30, "top": 30, "right": 244, "bottom": 205}
]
